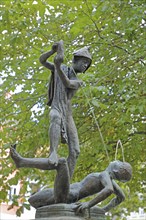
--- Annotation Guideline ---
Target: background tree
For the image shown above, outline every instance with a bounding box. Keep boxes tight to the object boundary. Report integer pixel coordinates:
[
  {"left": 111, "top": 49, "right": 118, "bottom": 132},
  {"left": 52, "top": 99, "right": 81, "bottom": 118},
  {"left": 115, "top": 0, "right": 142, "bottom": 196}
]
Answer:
[{"left": 1, "top": 0, "right": 145, "bottom": 218}]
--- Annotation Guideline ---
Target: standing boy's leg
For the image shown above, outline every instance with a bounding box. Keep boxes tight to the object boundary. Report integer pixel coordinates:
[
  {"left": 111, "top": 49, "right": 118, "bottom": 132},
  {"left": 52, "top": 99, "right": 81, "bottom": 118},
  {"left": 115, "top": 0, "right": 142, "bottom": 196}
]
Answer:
[
  {"left": 49, "top": 109, "right": 61, "bottom": 166},
  {"left": 66, "top": 115, "right": 80, "bottom": 178}
]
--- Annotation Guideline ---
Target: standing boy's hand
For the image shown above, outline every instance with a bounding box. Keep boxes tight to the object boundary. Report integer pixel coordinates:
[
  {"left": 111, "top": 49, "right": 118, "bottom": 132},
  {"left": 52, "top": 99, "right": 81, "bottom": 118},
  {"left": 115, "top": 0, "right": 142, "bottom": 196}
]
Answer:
[
  {"left": 54, "top": 40, "right": 64, "bottom": 65},
  {"left": 51, "top": 42, "right": 59, "bottom": 53}
]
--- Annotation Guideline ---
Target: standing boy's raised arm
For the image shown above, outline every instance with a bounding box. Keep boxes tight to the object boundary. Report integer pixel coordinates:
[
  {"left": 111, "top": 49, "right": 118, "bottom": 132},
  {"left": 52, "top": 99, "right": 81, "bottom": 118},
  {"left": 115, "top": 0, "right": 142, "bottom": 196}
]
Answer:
[
  {"left": 54, "top": 40, "right": 82, "bottom": 89},
  {"left": 39, "top": 43, "right": 59, "bottom": 71}
]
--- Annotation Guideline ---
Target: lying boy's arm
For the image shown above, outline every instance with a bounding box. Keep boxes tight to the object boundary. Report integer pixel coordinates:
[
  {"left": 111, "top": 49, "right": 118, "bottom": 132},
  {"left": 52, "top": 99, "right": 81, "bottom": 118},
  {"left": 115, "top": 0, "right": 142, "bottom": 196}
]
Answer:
[
  {"left": 88, "top": 172, "right": 114, "bottom": 208},
  {"left": 102, "top": 179, "right": 125, "bottom": 212},
  {"left": 75, "top": 171, "right": 114, "bottom": 212}
]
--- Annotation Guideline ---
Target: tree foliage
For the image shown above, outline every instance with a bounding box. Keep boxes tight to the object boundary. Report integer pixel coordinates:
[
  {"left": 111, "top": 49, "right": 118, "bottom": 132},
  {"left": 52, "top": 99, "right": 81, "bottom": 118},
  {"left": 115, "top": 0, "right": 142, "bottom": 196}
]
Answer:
[{"left": 1, "top": 0, "right": 146, "bottom": 218}]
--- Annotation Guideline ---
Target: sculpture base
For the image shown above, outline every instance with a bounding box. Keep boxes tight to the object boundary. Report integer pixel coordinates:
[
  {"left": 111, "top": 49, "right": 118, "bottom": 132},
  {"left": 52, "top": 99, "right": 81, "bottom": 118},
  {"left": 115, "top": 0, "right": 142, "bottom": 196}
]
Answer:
[{"left": 35, "top": 204, "right": 106, "bottom": 220}]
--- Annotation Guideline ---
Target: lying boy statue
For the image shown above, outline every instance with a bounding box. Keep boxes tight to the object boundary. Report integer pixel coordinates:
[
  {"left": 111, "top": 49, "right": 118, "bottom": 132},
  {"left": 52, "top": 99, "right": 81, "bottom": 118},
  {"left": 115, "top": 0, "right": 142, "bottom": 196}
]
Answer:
[{"left": 10, "top": 145, "right": 132, "bottom": 213}]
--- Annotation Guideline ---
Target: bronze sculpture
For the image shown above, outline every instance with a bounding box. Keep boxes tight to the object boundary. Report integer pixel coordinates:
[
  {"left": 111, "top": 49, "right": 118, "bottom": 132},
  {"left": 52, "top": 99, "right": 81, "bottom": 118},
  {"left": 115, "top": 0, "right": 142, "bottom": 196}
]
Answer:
[{"left": 10, "top": 41, "right": 132, "bottom": 218}]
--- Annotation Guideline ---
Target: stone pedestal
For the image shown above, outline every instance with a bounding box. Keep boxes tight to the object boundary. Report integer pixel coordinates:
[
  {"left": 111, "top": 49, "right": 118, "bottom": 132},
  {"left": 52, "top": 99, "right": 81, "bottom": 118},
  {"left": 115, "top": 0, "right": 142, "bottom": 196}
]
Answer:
[{"left": 35, "top": 204, "right": 106, "bottom": 220}]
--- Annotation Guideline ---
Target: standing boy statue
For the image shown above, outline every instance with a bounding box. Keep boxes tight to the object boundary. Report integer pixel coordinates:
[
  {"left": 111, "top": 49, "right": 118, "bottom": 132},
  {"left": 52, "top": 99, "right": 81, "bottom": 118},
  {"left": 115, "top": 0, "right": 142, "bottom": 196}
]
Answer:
[{"left": 39, "top": 40, "right": 92, "bottom": 178}]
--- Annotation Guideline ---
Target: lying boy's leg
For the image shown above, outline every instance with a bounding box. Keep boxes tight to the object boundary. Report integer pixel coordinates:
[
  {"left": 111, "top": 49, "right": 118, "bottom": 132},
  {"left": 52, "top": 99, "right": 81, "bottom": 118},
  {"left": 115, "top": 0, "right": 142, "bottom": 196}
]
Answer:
[{"left": 10, "top": 146, "right": 56, "bottom": 170}]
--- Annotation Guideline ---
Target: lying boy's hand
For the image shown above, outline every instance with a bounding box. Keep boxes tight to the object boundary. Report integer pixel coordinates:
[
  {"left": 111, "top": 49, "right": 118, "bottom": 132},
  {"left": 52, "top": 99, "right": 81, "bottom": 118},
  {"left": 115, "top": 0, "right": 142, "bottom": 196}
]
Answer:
[{"left": 73, "top": 202, "right": 89, "bottom": 213}]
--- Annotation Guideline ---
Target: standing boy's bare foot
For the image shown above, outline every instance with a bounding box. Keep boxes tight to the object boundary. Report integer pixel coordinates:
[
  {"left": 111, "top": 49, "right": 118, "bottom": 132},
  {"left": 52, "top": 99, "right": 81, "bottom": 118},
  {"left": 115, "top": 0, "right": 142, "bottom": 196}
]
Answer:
[
  {"left": 48, "top": 151, "right": 58, "bottom": 166},
  {"left": 10, "top": 145, "right": 23, "bottom": 168}
]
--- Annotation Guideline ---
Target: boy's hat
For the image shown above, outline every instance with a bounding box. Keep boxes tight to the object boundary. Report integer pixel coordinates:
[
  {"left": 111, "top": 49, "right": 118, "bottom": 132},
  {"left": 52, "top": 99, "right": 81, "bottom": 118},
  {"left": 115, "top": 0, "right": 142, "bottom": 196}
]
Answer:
[
  {"left": 73, "top": 46, "right": 92, "bottom": 72},
  {"left": 73, "top": 46, "right": 92, "bottom": 61}
]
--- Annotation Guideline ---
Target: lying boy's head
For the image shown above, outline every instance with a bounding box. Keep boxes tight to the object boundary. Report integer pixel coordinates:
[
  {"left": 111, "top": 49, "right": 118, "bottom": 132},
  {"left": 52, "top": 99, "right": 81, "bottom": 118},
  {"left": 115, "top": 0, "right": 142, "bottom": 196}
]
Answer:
[{"left": 108, "top": 160, "right": 132, "bottom": 182}]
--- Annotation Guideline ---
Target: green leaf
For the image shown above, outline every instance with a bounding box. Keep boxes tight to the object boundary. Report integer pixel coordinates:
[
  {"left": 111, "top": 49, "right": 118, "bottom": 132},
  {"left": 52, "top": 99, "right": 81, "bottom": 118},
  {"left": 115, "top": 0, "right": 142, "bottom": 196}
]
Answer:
[
  {"left": 23, "top": 203, "right": 30, "bottom": 210},
  {"left": 91, "top": 99, "right": 100, "bottom": 107}
]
